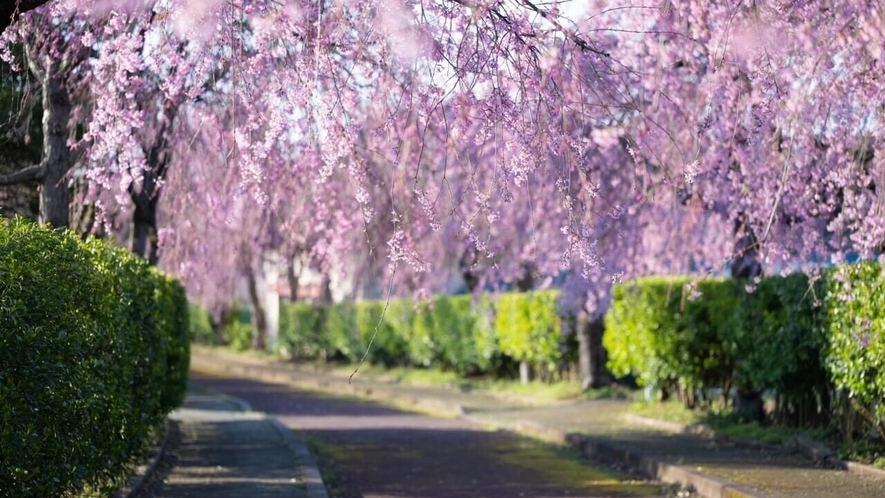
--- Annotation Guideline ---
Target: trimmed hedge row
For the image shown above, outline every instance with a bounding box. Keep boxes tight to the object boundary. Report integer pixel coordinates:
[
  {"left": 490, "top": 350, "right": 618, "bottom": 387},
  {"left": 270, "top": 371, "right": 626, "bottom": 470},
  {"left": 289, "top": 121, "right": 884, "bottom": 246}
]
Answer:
[
  {"left": 604, "top": 265, "right": 885, "bottom": 435},
  {"left": 0, "top": 219, "right": 190, "bottom": 497},
  {"left": 277, "top": 290, "right": 569, "bottom": 377}
]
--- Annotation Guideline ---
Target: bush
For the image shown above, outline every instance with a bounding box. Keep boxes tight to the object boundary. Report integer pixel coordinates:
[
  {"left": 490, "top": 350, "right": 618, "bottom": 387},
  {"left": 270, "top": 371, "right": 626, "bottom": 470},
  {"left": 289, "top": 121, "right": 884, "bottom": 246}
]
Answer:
[
  {"left": 272, "top": 291, "right": 567, "bottom": 378},
  {"left": 823, "top": 262, "right": 885, "bottom": 438},
  {"left": 322, "top": 302, "right": 360, "bottom": 361},
  {"left": 729, "top": 273, "right": 830, "bottom": 424},
  {"left": 278, "top": 302, "right": 326, "bottom": 359},
  {"left": 604, "top": 277, "right": 738, "bottom": 398},
  {"left": 0, "top": 219, "right": 190, "bottom": 497},
  {"left": 189, "top": 303, "right": 218, "bottom": 345},
  {"left": 495, "top": 291, "right": 565, "bottom": 375},
  {"left": 355, "top": 300, "right": 408, "bottom": 366}
]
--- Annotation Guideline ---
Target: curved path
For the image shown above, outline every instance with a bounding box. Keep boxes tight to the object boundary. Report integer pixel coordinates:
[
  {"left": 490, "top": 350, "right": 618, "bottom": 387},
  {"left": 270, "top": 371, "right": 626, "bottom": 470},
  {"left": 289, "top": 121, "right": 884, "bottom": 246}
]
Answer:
[{"left": 189, "top": 371, "right": 663, "bottom": 498}]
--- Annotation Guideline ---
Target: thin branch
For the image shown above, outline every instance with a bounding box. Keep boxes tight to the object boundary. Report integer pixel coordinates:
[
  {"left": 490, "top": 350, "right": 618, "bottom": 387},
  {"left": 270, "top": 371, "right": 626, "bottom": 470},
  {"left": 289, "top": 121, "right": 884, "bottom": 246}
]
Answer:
[
  {"left": 1, "top": 0, "right": 54, "bottom": 34},
  {"left": 0, "top": 163, "right": 44, "bottom": 185}
]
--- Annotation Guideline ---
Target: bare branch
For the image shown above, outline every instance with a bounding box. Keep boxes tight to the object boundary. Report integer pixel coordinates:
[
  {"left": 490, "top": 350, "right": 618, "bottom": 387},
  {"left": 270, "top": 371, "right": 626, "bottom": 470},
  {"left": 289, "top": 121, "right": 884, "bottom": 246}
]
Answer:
[
  {"left": 0, "top": 163, "right": 44, "bottom": 185},
  {"left": 0, "top": 0, "right": 54, "bottom": 34}
]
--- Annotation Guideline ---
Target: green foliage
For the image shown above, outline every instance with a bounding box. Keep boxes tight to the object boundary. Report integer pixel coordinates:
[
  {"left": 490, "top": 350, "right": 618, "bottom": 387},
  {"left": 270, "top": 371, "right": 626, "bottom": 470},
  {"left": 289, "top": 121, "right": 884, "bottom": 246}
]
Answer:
[
  {"left": 278, "top": 302, "right": 326, "bottom": 359},
  {"left": 322, "top": 302, "right": 360, "bottom": 361},
  {"left": 495, "top": 291, "right": 564, "bottom": 372},
  {"left": 355, "top": 300, "right": 407, "bottom": 366},
  {"left": 276, "top": 290, "right": 565, "bottom": 378},
  {"left": 607, "top": 267, "right": 884, "bottom": 437},
  {"left": 218, "top": 304, "right": 254, "bottom": 352},
  {"left": 604, "top": 277, "right": 738, "bottom": 394},
  {"left": 188, "top": 303, "right": 217, "bottom": 345},
  {"left": 729, "top": 273, "right": 830, "bottom": 419},
  {"left": 823, "top": 262, "right": 885, "bottom": 436},
  {"left": 0, "top": 218, "right": 190, "bottom": 498}
]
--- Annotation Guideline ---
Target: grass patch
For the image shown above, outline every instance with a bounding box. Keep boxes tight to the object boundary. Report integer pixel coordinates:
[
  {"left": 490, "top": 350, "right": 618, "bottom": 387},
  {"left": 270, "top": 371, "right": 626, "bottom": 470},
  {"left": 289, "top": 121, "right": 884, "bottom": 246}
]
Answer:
[
  {"left": 839, "top": 440, "right": 885, "bottom": 468},
  {"left": 200, "top": 344, "right": 634, "bottom": 404},
  {"left": 302, "top": 436, "right": 348, "bottom": 498},
  {"left": 630, "top": 401, "right": 827, "bottom": 444},
  {"left": 320, "top": 360, "right": 632, "bottom": 403}
]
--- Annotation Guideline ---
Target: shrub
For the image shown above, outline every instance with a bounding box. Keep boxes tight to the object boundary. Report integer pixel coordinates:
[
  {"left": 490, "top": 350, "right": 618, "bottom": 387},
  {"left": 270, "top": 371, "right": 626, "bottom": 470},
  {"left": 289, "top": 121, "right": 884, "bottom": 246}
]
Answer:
[
  {"left": 189, "top": 303, "right": 218, "bottom": 345},
  {"left": 604, "top": 277, "right": 737, "bottom": 397},
  {"left": 0, "top": 218, "right": 190, "bottom": 498},
  {"left": 411, "top": 295, "right": 482, "bottom": 374},
  {"left": 322, "top": 302, "right": 360, "bottom": 361},
  {"left": 823, "top": 262, "right": 885, "bottom": 438},
  {"left": 278, "top": 302, "right": 326, "bottom": 359},
  {"left": 729, "top": 273, "right": 830, "bottom": 424},
  {"left": 495, "top": 291, "right": 564, "bottom": 375},
  {"left": 355, "top": 300, "right": 408, "bottom": 366}
]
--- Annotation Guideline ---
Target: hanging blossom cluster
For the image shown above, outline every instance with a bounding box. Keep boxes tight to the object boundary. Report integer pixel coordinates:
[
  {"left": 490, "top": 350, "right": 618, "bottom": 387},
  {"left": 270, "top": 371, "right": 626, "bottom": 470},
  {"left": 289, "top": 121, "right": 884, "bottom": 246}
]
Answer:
[{"left": 4, "top": 0, "right": 885, "bottom": 307}]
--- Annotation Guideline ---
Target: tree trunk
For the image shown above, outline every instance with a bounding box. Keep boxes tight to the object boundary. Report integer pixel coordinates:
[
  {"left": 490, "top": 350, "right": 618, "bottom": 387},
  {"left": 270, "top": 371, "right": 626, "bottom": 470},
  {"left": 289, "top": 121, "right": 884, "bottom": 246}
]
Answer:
[
  {"left": 131, "top": 185, "right": 159, "bottom": 264},
  {"left": 731, "top": 213, "right": 765, "bottom": 421},
  {"left": 519, "top": 360, "right": 531, "bottom": 385},
  {"left": 287, "top": 262, "right": 300, "bottom": 302},
  {"left": 576, "top": 312, "right": 611, "bottom": 391},
  {"left": 131, "top": 103, "right": 176, "bottom": 265},
  {"left": 245, "top": 266, "right": 268, "bottom": 351},
  {"left": 29, "top": 49, "right": 72, "bottom": 229},
  {"left": 318, "top": 273, "right": 333, "bottom": 305},
  {"left": 515, "top": 261, "right": 536, "bottom": 292}
]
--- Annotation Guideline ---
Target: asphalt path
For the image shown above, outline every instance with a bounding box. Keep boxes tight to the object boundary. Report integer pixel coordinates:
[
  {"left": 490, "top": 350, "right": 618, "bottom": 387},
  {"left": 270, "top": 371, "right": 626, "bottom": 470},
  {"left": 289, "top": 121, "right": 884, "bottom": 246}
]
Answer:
[{"left": 190, "top": 370, "right": 663, "bottom": 498}]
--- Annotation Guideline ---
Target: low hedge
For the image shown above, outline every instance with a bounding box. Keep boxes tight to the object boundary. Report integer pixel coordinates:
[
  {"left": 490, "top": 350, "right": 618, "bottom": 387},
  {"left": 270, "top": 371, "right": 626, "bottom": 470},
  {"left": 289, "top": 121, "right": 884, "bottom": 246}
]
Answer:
[
  {"left": 605, "top": 266, "right": 885, "bottom": 435},
  {"left": 603, "top": 277, "right": 737, "bottom": 398},
  {"left": 496, "top": 291, "right": 566, "bottom": 374},
  {"left": 824, "top": 262, "right": 885, "bottom": 438},
  {"left": 0, "top": 219, "right": 190, "bottom": 497},
  {"left": 276, "top": 291, "right": 568, "bottom": 378}
]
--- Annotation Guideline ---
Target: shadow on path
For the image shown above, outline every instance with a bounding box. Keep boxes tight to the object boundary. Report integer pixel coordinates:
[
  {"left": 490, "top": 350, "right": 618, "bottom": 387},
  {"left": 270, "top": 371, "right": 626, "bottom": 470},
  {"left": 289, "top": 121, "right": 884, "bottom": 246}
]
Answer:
[
  {"left": 150, "top": 388, "right": 306, "bottom": 498},
  {"left": 190, "top": 371, "right": 663, "bottom": 498}
]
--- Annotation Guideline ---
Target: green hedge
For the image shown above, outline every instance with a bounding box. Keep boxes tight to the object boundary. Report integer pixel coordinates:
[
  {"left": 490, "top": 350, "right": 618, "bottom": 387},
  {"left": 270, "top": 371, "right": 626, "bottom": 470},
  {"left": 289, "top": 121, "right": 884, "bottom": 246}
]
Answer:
[
  {"left": 496, "top": 291, "right": 565, "bottom": 373},
  {"left": 276, "top": 291, "right": 566, "bottom": 378},
  {"left": 824, "top": 263, "right": 885, "bottom": 437},
  {"left": 0, "top": 219, "right": 190, "bottom": 497},
  {"left": 604, "top": 277, "right": 737, "bottom": 397},
  {"left": 604, "top": 266, "right": 885, "bottom": 434}
]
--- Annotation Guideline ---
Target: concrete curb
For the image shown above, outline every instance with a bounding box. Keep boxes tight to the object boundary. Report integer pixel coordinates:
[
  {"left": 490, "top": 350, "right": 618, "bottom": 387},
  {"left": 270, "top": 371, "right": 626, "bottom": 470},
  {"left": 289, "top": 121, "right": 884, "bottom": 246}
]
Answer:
[
  {"left": 839, "top": 460, "right": 885, "bottom": 481},
  {"left": 267, "top": 417, "right": 330, "bottom": 498},
  {"left": 629, "top": 412, "right": 885, "bottom": 483},
  {"left": 193, "top": 351, "right": 770, "bottom": 498},
  {"left": 115, "top": 419, "right": 172, "bottom": 498},
  {"left": 626, "top": 414, "right": 782, "bottom": 452},
  {"left": 465, "top": 415, "right": 766, "bottom": 498},
  {"left": 195, "top": 384, "right": 330, "bottom": 498}
]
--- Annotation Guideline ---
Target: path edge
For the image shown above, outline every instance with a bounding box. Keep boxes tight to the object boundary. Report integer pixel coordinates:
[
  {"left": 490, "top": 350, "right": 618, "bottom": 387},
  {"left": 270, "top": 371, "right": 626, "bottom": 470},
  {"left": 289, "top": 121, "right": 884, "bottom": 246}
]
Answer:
[
  {"left": 114, "top": 419, "right": 172, "bottom": 498},
  {"left": 267, "top": 417, "right": 330, "bottom": 498},
  {"left": 193, "top": 350, "right": 769, "bottom": 498}
]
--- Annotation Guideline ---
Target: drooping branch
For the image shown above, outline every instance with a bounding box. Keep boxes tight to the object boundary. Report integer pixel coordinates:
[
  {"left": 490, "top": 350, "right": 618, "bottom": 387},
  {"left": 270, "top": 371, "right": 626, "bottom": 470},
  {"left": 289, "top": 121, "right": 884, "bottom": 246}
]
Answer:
[
  {"left": 0, "top": 0, "right": 53, "bottom": 34},
  {"left": 0, "top": 163, "right": 44, "bottom": 185}
]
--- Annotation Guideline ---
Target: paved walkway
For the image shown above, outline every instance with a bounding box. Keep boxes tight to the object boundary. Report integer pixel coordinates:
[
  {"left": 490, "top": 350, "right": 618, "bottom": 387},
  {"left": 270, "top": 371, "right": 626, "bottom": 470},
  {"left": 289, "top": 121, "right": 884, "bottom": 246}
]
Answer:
[
  {"left": 191, "top": 347, "right": 885, "bottom": 498},
  {"left": 190, "top": 371, "right": 665, "bottom": 498},
  {"left": 149, "top": 390, "right": 309, "bottom": 498}
]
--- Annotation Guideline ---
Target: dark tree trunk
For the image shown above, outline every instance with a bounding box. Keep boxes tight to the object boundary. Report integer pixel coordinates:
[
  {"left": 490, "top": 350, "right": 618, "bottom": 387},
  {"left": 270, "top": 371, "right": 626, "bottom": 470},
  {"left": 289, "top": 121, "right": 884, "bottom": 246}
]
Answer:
[
  {"left": 130, "top": 103, "right": 176, "bottom": 265},
  {"left": 731, "top": 213, "right": 765, "bottom": 422},
  {"left": 460, "top": 248, "right": 480, "bottom": 293},
  {"left": 515, "top": 261, "right": 537, "bottom": 292},
  {"left": 286, "top": 263, "right": 300, "bottom": 302},
  {"left": 318, "top": 274, "right": 333, "bottom": 305},
  {"left": 732, "top": 213, "right": 762, "bottom": 280},
  {"left": 245, "top": 266, "right": 268, "bottom": 351},
  {"left": 576, "top": 312, "right": 612, "bottom": 391},
  {"left": 29, "top": 49, "right": 72, "bottom": 228},
  {"left": 131, "top": 180, "right": 160, "bottom": 264}
]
